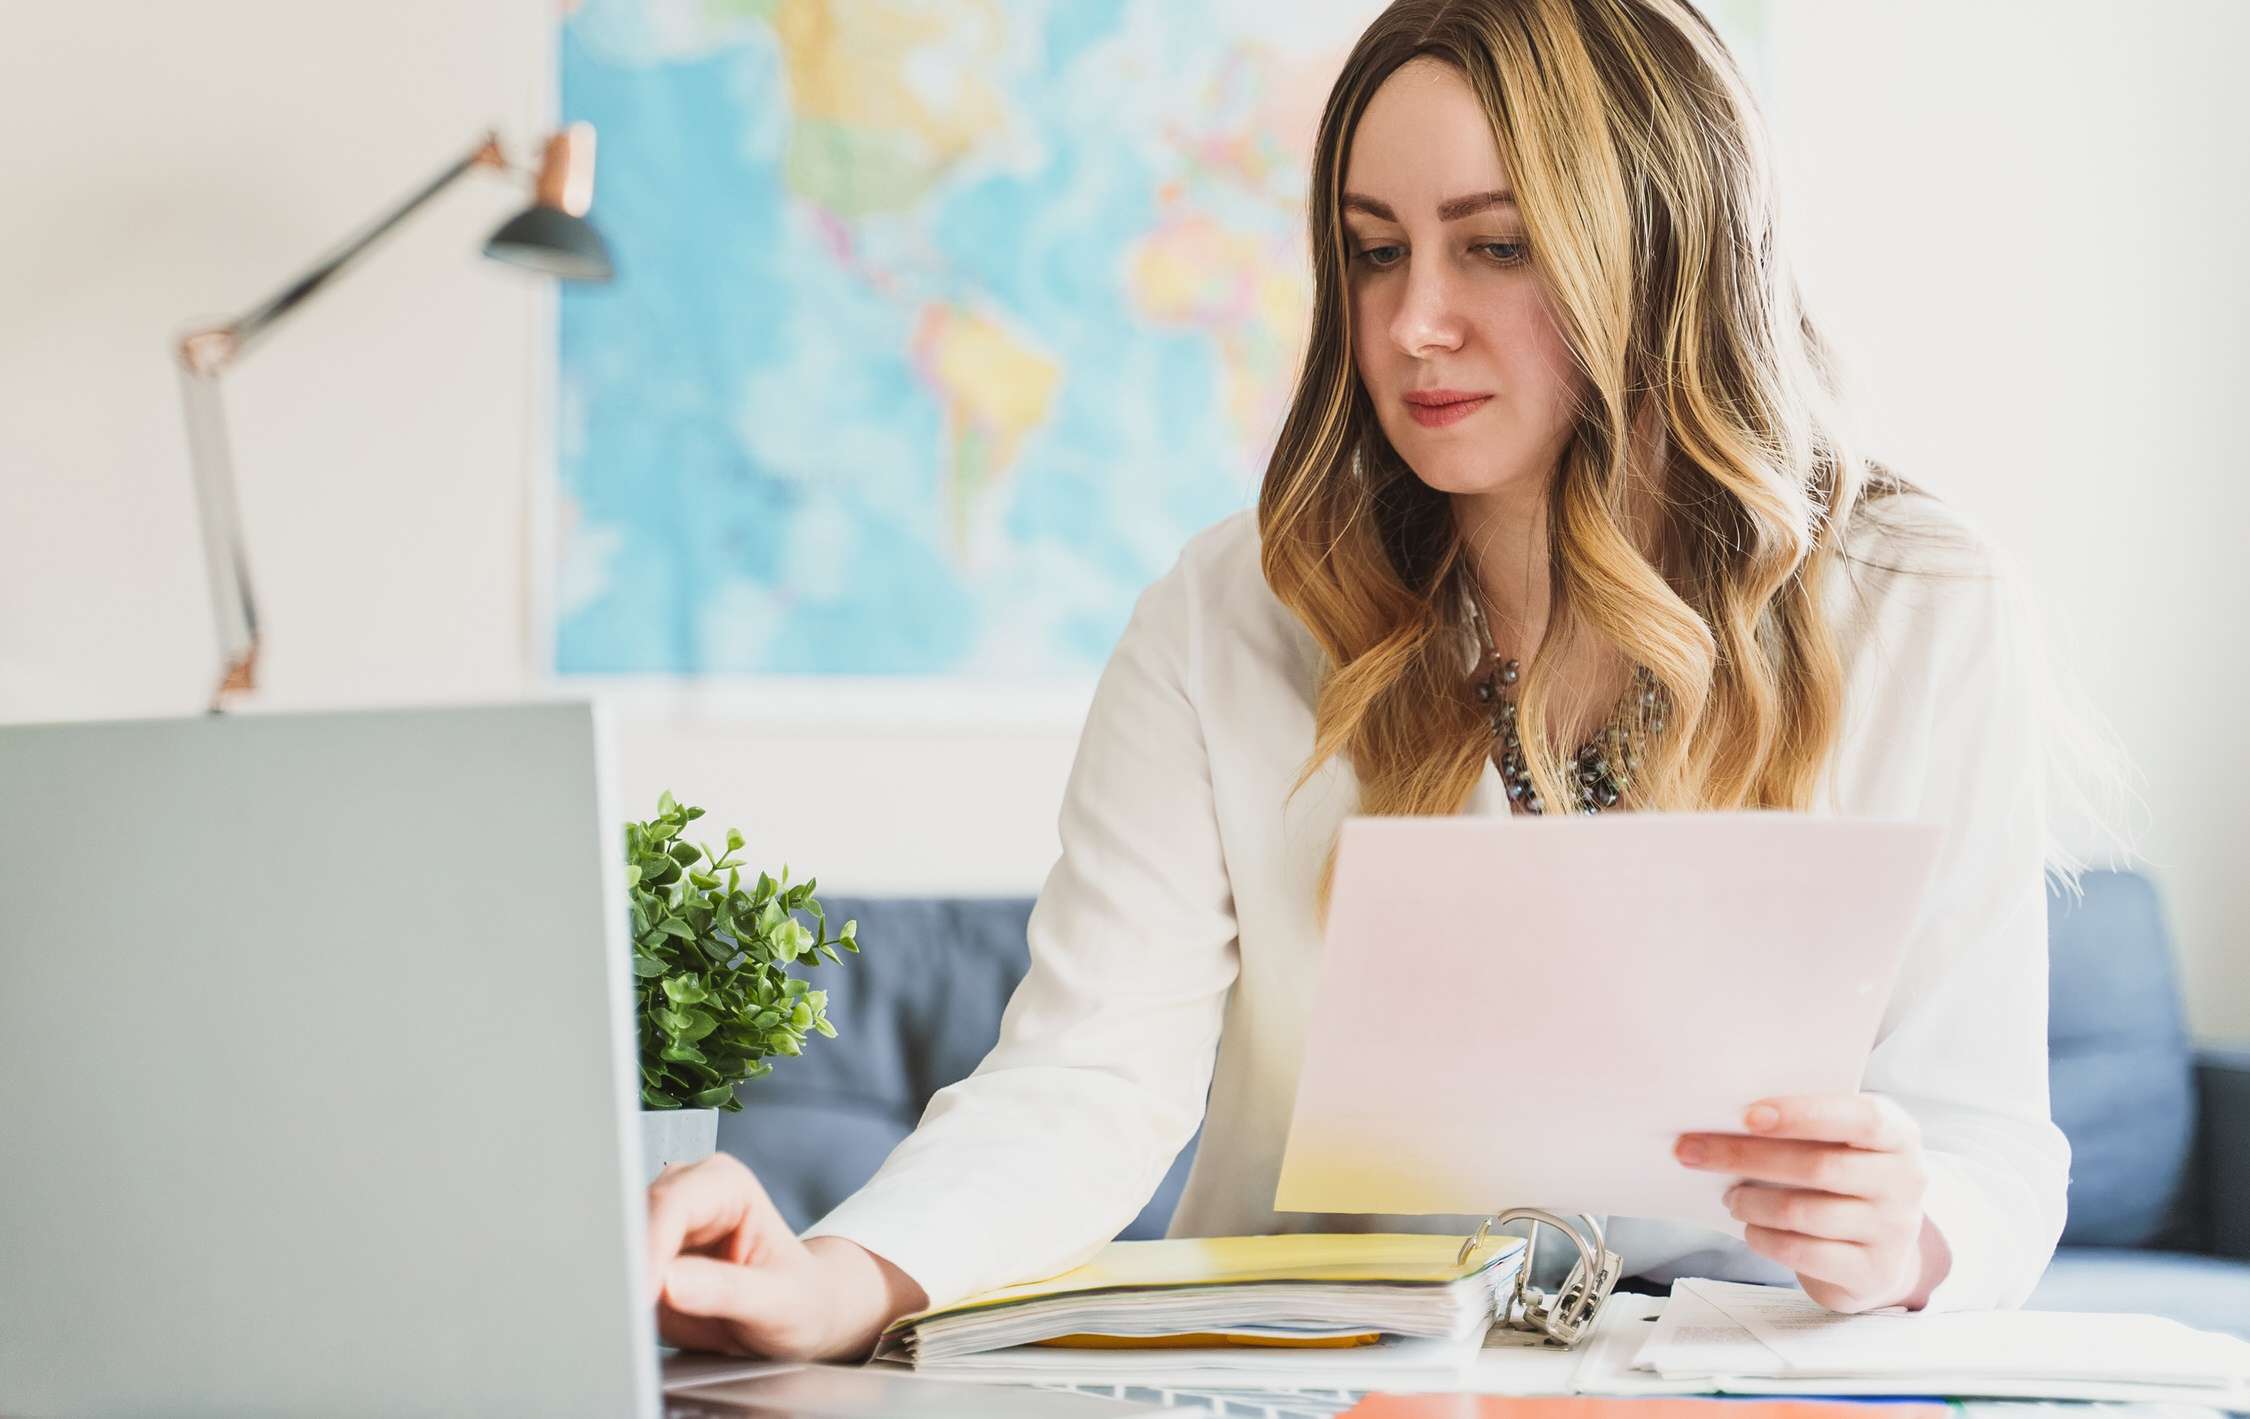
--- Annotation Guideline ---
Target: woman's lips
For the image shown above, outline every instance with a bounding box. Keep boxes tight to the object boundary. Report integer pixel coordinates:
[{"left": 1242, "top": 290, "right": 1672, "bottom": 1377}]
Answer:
[{"left": 1405, "top": 395, "right": 1492, "bottom": 429}]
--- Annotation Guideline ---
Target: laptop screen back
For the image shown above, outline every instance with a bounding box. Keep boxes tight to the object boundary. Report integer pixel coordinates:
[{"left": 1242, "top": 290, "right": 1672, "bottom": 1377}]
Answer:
[{"left": 0, "top": 701, "right": 657, "bottom": 1418}]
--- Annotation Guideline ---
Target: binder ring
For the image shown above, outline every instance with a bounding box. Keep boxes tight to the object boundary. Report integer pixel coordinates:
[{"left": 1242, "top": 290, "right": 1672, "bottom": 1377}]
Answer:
[
  {"left": 1454, "top": 1208, "right": 1603, "bottom": 1268},
  {"left": 1457, "top": 1207, "right": 1620, "bottom": 1347}
]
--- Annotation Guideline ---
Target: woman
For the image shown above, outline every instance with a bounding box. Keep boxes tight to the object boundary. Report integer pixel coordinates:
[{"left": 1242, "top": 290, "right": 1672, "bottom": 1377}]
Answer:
[{"left": 644, "top": 0, "right": 2072, "bottom": 1360}]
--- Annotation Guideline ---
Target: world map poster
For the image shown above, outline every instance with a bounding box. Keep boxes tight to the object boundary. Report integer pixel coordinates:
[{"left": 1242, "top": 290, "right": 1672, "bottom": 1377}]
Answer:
[{"left": 552, "top": 0, "right": 1768, "bottom": 706}]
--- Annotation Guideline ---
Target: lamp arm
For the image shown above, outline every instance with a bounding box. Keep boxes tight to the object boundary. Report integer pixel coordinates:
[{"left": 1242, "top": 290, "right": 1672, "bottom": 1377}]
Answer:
[
  {"left": 178, "top": 362, "right": 256, "bottom": 714},
  {"left": 175, "top": 129, "right": 514, "bottom": 713},
  {"left": 182, "top": 132, "right": 510, "bottom": 373}
]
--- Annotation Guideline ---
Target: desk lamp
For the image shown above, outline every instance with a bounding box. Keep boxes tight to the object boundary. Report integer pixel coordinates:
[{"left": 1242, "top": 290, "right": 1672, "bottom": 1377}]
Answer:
[{"left": 175, "top": 124, "right": 615, "bottom": 713}]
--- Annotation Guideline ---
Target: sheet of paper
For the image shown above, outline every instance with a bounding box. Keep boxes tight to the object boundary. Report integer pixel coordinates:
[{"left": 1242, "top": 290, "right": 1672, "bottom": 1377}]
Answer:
[
  {"left": 1549, "top": 1290, "right": 1718, "bottom": 1397},
  {"left": 904, "top": 1325, "right": 1490, "bottom": 1391},
  {"left": 1627, "top": 1280, "right": 1788, "bottom": 1382},
  {"left": 1636, "top": 1285, "right": 2250, "bottom": 1406},
  {"left": 1687, "top": 1277, "right": 2250, "bottom": 1387},
  {"left": 1273, "top": 813, "right": 1942, "bottom": 1228}
]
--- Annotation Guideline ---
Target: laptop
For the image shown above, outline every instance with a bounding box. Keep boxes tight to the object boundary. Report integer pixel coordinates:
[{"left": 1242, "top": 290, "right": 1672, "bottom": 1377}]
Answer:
[{"left": 0, "top": 701, "right": 1159, "bottom": 1417}]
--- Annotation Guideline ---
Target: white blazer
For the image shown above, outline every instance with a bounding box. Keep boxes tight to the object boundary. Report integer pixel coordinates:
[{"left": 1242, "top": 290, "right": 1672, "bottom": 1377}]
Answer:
[{"left": 805, "top": 493, "right": 2069, "bottom": 1314}]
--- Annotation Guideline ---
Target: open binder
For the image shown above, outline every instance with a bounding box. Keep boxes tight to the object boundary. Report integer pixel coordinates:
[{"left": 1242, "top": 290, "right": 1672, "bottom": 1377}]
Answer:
[
  {"left": 1462, "top": 1207, "right": 1623, "bottom": 1347},
  {"left": 876, "top": 1228, "right": 1539, "bottom": 1378},
  {"left": 875, "top": 1216, "right": 1624, "bottom": 1378}
]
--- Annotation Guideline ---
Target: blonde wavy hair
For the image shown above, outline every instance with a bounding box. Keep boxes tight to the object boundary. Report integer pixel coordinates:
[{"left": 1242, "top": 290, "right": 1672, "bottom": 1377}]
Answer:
[{"left": 1262, "top": 0, "right": 1916, "bottom": 867}]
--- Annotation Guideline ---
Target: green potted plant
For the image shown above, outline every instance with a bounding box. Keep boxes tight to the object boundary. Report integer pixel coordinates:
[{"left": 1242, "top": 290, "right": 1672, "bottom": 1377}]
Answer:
[{"left": 627, "top": 791, "right": 859, "bottom": 1182}]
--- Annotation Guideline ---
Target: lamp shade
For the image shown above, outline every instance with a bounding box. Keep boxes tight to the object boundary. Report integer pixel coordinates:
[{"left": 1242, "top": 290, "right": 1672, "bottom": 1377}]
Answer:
[{"left": 484, "top": 205, "right": 614, "bottom": 281}]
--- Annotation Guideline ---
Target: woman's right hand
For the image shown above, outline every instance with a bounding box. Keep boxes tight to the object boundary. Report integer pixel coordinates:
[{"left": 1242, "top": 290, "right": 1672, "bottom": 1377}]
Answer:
[{"left": 644, "top": 1152, "right": 928, "bottom": 1360}]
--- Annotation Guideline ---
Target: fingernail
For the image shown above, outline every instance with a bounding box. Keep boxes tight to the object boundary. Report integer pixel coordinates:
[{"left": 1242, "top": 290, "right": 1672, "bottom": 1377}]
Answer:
[
  {"left": 1746, "top": 1104, "right": 1779, "bottom": 1132},
  {"left": 1677, "top": 1139, "right": 1707, "bottom": 1165},
  {"left": 1723, "top": 1184, "right": 1741, "bottom": 1208}
]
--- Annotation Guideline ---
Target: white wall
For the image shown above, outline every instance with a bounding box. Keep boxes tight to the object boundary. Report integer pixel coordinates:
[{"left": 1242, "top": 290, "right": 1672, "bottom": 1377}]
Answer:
[
  {"left": 0, "top": 1, "right": 549, "bottom": 712},
  {"left": 1766, "top": 0, "right": 2250, "bottom": 1038},
  {"left": 4, "top": 3, "right": 2243, "bottom": 1035}
]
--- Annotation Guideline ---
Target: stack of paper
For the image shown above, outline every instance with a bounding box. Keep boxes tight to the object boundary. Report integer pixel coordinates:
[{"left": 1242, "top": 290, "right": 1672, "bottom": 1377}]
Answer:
[
  {"left": 1610, "top": 1279, "right": 2250, "bottom": 1406},
  {"left": 874, "top": 1233, "right": 1523, "bottom": 1389}
]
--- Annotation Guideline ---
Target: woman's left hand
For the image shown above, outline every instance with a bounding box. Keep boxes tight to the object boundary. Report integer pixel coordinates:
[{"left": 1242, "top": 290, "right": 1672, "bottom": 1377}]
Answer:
[{"left": 1675, "top": 1092, "right": 1949, "bottom": 1313}]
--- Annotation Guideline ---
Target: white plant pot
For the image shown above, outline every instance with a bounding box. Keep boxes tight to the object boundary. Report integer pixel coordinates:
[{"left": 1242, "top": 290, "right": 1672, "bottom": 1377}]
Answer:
[{"left": 640, "top": 1106, "right": 719, "bottom": 1185}]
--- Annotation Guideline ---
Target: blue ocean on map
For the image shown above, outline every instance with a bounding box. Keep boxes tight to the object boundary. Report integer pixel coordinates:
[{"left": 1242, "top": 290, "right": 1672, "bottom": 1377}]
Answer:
[{"left": 554, "top": 0, "right": 1376, "bottom": 680}]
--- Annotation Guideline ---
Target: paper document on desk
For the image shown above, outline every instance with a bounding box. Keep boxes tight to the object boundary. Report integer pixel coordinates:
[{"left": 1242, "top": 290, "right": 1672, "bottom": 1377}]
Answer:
[
  {"left": 1274, "top": 813, "right": 1941, "bottom": 1228},
  {"left": 1684, "top": 1278, "right": 2250, "bottom": 1387},
  {"left": 1623, "top": 1279, "right": 2250, "bottom": 1405}
]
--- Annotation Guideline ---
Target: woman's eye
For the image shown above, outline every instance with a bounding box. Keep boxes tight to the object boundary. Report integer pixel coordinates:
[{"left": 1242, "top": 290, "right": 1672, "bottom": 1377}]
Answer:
[{"left": 1349, "top": 242, "right": 1529, "bottom": 269}]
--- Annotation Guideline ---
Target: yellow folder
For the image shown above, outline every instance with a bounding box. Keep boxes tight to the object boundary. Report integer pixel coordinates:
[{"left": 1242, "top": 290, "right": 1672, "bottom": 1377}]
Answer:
[{"left": 887, "top": 1231, "right": 1523, "bottom": 1332}]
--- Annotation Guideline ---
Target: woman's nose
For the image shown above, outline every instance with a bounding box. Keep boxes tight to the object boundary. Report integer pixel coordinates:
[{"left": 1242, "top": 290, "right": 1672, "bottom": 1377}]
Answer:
[{"left": 1390, "top": 257, "right": 1466, "bottom": 356}]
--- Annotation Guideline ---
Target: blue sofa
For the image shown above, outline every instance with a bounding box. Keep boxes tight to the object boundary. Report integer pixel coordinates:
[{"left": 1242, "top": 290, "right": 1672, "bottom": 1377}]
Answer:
[{"left": 719, "top": 869, "right": 2250, "bottom": 1336}]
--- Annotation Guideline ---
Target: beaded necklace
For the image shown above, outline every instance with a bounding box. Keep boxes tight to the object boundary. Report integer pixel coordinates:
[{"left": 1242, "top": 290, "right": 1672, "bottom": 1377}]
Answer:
[{"left": 1462, "top": 579, "right": 1665, "bottom": 816}]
